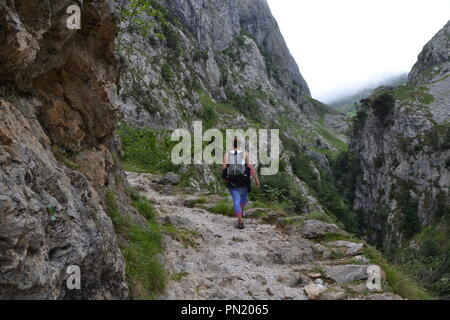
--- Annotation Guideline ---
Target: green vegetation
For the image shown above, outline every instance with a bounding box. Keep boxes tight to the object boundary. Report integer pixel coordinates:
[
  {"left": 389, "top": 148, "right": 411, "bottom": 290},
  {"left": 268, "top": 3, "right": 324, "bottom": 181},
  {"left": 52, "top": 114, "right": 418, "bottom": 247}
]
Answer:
[
  {"left": 351, "top": 107, "right": 368, "bottom": 134},
  {"left": 251, "top": 171, "right": 308, "bottom": 213},
  {"left": 118, "top": 124, "right": 180, "bottom": 174},
  {"left": 224, "top": 89, "right": 261, "bottom": 123},
  {"left": 337, "top": 103, "right": 358, "bottom": 117},
  {"left": 197, "top": 91, "right": 238, "bottom": 128},
  {"left": 291, "top": 154, "right": 360, "bottom": 232},
  {"left": 389, "top": 180, "right": 421, "bottom": 240},
  {"left": 193, "top": 50, "right": 209, "bottom": 62},
  {"left": 116, "top": 0, "right": 155, "bottom": 37},
  {"left": 210, "top": 200, "right": 235, "bottom": 217},
  {"left": 184, "top": 196, "right": 208, "bottom": 208},
  {"left": 314, "top": 125, "right": 348, "bottom": 153},
  {"left": 51, "top": 146, "right": 82, "bottom": 171},
  {"left": 161, "top": 63, "right": 174, "bottom": 82},
  {"left": 46, "top": 205, "right": 58, "bottom": 222},
  {"left": 431, "top": 74, "right": 450, "bottom": 84},
  {"left": 105, "top": 190, "right": 166, "bottom": 299},
  {"left": 364, "top": 246, "right": 433, "bottom": 300},
  {"left": 388, "top": 224, "right": 450, "bottom": 299},
  {"left": 394, "top": 85, "right": 435, "bottom": 105},
  {"left": 372, "top": 92, "right": 395, "bottom": 122}
]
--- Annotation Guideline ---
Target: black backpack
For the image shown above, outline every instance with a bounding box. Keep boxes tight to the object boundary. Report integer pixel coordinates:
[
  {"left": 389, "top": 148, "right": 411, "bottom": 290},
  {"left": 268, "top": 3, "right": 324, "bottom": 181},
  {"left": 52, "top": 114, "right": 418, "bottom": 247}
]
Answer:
[{"left": 225, "top": 151, "right": 249, "bottom": 187}]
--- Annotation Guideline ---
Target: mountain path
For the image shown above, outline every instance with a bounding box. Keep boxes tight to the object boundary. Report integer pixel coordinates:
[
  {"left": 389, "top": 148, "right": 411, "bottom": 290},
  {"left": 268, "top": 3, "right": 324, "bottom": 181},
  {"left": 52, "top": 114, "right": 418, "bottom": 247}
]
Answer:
[{"left": 126, "top": 172, "right": 403, "bottom": 300}]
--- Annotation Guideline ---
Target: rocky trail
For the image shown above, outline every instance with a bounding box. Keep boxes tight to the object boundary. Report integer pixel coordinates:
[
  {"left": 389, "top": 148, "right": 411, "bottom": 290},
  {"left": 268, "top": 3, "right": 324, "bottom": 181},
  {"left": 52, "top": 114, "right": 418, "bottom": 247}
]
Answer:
[{"left": 127, "top": 172, "right": 403, "bottom": 300}]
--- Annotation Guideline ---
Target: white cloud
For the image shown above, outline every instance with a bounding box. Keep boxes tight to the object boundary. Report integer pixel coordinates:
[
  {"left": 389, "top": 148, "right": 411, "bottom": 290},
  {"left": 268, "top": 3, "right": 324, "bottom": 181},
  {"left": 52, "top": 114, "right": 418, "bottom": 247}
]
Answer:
[{"left": 267, "top": 0, "right": 450, "bottom": 103}]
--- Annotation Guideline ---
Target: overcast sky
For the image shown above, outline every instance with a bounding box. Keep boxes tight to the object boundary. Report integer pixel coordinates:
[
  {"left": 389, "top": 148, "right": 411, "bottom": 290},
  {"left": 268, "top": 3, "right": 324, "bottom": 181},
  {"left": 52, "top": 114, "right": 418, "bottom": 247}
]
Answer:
[{"left": 267, "top": 0, "right": 450, "bottom": 103}]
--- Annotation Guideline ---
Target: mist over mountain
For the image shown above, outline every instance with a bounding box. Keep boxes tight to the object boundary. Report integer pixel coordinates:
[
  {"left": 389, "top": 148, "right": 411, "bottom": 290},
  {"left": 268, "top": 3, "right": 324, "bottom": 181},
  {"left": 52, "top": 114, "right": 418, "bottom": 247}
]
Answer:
[{"left": 329, "top": 73, "right": 408, "bottom": 109}]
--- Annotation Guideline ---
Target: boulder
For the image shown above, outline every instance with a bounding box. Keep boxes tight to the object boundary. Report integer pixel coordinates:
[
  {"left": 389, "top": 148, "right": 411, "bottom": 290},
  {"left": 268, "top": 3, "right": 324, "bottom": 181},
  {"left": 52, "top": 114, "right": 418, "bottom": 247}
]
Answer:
[
  {"left": 324, "top": 264, "right": 373, "bottom": 283},
  {"left": 326, "top": 240, "right": 364, "bottom": 256},
  {"left": 160, "top": 172, "right": 181, "bottom": 185},
  {"left": 303, "top": 284, "right": 320, "bottom": 299},
  {"left": 353, "top": 255, "right": 370, "bottom": 264},
  {"left": 164, "top": 215, "right": 193, "bottom": 227},
  {"left": 318, "top": 289, "right": 346, "bottom": 300},
  {"left": 366, "top": 293, "right": 403, "bottom": 300},
  {"left": 269, "top": 239, "right": 316, "bottom": 264},
  {"left": 300, "top": 219, "right": 343, "bottom": 239}
]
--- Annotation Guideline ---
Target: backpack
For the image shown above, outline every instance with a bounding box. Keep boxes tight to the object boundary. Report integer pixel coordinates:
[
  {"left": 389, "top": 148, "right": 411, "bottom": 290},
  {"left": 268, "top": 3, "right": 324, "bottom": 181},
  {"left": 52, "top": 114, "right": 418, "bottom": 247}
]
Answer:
[{"left": 226, "top": 151, "right": 248, "bottom": 187}]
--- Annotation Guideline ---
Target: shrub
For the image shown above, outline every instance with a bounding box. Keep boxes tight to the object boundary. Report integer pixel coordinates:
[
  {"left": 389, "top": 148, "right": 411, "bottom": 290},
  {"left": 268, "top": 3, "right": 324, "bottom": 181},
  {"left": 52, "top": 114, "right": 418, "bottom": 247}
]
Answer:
[
  {"left": 396, "top": 182, "right": 421, "bottom": 239},
  {"left": 389, "top": 226, "right": 450, "bottom": 299},
  {"left": 292, "top": 154, "right": 360, "bottom": 232},
  {"left": 225, "top": 89, "right": 260, "bottom": 123},
  {"left": 352, "top": 108, "right": 367, "bottom": 133},
  {"left": 372, "top": 93, "right": 395, "bottom": 122},
  {"left": 193, "top": 50, "right": 209, "bottom": 62},
  {"left": 118, "top": 124, "right": 180, "bottom": 174},
  {"left": 161, "top": 63, "right": 174, "bottom": 82},
  {"left": 373, "top": 155, "right": 384, "bottom": 169},
  {"left": 364, "top": 246, "right": 432, "bottom": 300}
]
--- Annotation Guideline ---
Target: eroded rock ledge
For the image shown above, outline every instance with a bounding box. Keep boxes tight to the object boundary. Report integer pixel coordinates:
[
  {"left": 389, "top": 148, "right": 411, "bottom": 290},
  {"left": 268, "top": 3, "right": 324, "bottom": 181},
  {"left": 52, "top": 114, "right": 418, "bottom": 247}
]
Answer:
[{"left": 0, "top": 0, "right": 129, "bottom": 299}]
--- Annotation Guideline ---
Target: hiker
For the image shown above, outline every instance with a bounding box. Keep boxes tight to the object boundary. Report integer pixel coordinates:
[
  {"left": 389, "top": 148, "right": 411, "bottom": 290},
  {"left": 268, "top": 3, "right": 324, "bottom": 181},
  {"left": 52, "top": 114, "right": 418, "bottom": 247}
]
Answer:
[{"left": 222, "top": 137, "right": 261, "bottom": 229}]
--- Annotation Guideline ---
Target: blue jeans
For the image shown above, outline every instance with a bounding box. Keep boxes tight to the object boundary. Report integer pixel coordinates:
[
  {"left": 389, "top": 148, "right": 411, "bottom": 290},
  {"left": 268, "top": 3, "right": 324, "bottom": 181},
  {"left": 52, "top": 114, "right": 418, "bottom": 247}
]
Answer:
[{"left": 229, "top": 187, "right": 248, "bottom": 217}]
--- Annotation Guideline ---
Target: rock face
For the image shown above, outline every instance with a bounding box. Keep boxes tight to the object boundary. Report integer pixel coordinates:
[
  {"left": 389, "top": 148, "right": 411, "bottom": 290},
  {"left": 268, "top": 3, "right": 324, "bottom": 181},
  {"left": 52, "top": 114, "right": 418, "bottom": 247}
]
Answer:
[
  {"left": 115, "top": 0, "right": 347, "bottom": 210},
  {"left": 164, "top": 0, "right": 310, "bottom": 93},
  {"left": 300, "top": 219, "right": 343, "bottom": 239},
  {"left": 117, "top": 0, "right": 315, "bottom": 128},
  {"left": 0, "top": 0, "right": 129, "bottom": 299},
  {"left": 409, "top": 20, "right": 450, "bottom": 123},
  {"left": 323, "top": 265, "right": 371, "bottom": 284},
  {"left": 409, "top": 20, "right": 450, "bottom": 87},
  {"left": 351, "top": 21, "right": 450, "bottom": 247}
]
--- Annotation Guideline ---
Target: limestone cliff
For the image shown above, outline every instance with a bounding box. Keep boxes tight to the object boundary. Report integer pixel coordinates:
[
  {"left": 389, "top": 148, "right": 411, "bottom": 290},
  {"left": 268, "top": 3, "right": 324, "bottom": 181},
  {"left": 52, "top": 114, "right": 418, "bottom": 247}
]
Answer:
[
  {"left": 350, "top": 21, "right": 450, "bottom": 247},
  {"left": 0, "top": 0, "right": 129, "bottom": 299}
]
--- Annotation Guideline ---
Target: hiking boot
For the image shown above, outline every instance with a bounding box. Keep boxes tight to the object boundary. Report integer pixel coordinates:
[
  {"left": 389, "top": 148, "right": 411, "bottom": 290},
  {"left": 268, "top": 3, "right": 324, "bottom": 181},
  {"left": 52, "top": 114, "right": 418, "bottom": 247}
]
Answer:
[{"left": 237, "top": 222, "right": 245, "bottom": 230}]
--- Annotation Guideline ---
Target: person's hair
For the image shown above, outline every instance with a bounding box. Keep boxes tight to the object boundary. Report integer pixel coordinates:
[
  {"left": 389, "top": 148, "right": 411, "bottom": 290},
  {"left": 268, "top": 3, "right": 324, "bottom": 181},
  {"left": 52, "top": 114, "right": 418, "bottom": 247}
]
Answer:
[{"left": 233, "top": 137, "right": 238, "bottom": 149}]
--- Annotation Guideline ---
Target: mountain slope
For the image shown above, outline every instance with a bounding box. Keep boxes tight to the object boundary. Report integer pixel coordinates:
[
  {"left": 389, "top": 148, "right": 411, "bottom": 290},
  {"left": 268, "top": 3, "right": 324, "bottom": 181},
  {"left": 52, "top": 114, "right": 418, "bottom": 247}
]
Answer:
[
  {"left": 115, "top": 0, "right": 349, "bottom": 217},
  {"left": 349, "top": 20, "right": 450, "bottom": 298}
]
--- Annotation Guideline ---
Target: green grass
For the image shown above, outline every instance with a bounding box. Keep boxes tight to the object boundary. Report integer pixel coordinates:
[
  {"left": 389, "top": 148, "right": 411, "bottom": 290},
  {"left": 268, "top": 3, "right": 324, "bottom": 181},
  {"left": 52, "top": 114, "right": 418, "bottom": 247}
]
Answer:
[
  {"left": 314, "top": 125, "right": 348, "bottom": 153},
  {"left": 171, "top": 272, "right": 189, "bottom": 282},
  {"left": 394, "top": 85, "right": 435, "bottom": 105},
  {"left": 154, "top": 223, "right": 200, "bottom": 249},
  {"left": 184, "top": 196, "right": 208, "bottom": 208},
  {"left": 389, "top": 222, "right": 450, "bottom": 299},
  {"left": 210, "top": 200, "right": 235, "bottom": 217},
  {"left": 118, "top": 124, "right": 181, "bottom": 174},
  {"left": 431, "top": 74, "right": 450, "bottom": 84},
  {"left": 51, "top": 146, "right": 82, "bottom": 171},
  {"left": 105, "top": 190, "right": 167, "bottom": 299},
  {"left": 128, "top": 187, "right": 156, "bottom": 220},
  {"left": 363, "top": 245, "right": 433, "bottom": 300},
  {"left": 198, "top": 91, "right": 238, "bottom": 116}
]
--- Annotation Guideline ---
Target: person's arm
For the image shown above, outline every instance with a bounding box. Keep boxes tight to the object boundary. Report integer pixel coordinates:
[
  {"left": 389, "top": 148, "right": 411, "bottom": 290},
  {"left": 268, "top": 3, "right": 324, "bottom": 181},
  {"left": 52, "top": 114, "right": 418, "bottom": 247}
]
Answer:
[
  {"left": 222, "top": 152, "right": 228, "bottom": 170},
  {"left": 245, "top": 153, "right": 261, "bottom": 188}
]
